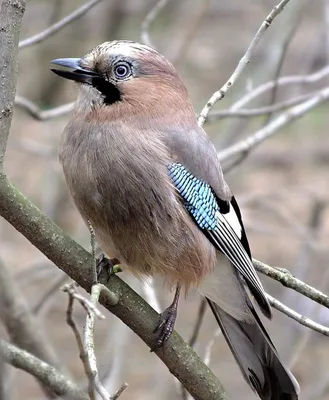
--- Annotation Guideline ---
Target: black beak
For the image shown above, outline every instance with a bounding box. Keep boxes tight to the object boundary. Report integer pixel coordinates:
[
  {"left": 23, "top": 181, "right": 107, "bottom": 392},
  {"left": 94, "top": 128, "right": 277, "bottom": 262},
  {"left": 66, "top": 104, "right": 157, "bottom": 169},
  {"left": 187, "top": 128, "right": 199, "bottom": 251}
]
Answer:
[{"left": 50, "top": 58, "right": 100, "bottom": 84}]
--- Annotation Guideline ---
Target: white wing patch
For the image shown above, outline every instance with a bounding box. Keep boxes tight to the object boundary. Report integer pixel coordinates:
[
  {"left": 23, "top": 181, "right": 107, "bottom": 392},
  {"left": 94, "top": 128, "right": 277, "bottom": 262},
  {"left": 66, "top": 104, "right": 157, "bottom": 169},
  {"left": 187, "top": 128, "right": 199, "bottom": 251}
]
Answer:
[{"left": 222, "top": 205, "right": 242, "bottom": 239}]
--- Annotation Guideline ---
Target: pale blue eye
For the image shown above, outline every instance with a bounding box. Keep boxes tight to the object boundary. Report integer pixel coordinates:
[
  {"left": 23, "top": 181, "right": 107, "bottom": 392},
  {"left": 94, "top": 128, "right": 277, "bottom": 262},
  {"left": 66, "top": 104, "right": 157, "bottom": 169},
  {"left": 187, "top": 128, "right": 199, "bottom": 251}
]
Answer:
[{"left": 114, "top": 63, "right": 131, "bottom": 79}]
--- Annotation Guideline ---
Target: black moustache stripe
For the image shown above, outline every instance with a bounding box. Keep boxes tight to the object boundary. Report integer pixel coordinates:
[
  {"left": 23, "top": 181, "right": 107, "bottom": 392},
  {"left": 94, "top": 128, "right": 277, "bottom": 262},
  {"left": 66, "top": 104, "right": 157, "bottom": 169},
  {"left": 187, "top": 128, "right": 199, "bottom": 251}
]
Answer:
[{"left": 91, "top": 77, "right": 121, "bottom": 105}]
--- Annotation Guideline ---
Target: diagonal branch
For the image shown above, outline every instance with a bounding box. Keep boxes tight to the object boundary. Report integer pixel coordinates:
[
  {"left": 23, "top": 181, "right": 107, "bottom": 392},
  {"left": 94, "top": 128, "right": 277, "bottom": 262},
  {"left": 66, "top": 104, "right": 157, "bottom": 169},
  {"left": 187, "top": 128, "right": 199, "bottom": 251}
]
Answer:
[
  {"left": 198, "top": 0, "right": 292, "bottom": 126},
  {"left": 141, "top": 0, "right": 171, "bottom": 48},
  {"left": 0, "top": 258, "right": 67, "bottom": 398},
  {"left": 268, "top": 295, "right": 329, "bottom": 336},
  {"left": 19, "top": 0, "right": 104, "bottom": 50},
  {"left": 0, "top": 172, "right": 230, "bottom": 400},
  {"left": 254, "top": 259, "right": 329, "bottom": 308},
  {"left": 15, "top": 96, "right": 74, "bottom": 120},
  {"left": 0, "top": 340, "right": 88, "bottom": 400},
  {"left": 218, "top": 87, "right": 329, "bottom": 163}
]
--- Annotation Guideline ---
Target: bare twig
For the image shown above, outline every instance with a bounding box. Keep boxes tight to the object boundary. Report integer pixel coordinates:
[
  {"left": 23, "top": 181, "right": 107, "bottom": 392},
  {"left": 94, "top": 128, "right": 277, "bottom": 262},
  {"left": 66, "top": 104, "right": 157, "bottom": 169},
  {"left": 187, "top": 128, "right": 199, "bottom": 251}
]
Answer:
[
  {"left": 19, "top": 0, "right": 104, "bottom": 49},
  {"left": 228, "top": 64, "right": 329, "bottom": 112},
  {"left": 218, "top": 87, "right": 329, "bottom": 162},
  {"left": 0, "top": 0, "right": 26, "bottom": 167},
  {"left": 33, "top": 274, "right": 68, "bottom": 315},
  {"left": 15, "top": 96, "right": 74, "bottom": 120},
  {"left": 208, "top": 89, "right": 321, "bottom": 121},
  {"left": 110, "top": 383, "right": 128, "bottom": 400},
  {"left": 262, "top": 1, "right": 306, "bottom": 124},
  {"left": 0, "top": 259, "right": 65, "bottom": 397},
  {"left": 62, "top": 283, "right": 106, "bottom": 320},
  {"left": 0, "top": 171, "right": 231, "bottom": 400},
  {"left": 267, "top": 295, "right": 329, "bottom": 336},
  {"left": 204, "top": 329, "right": 221, "bottom": 367},
  {"left": 189, "top": 298, "right": 207, "bottom": 348},
  {"left": 83, "top": 283, "right": 110, "bottom": 400},
  {"left": 253, "top": 259, "right": 329, "bottom": 308},
  {"left": 64, "top": 224, "right": 126, "bottom": 400},
  {"left": 65, "top": 284, "right": 96, "bottom": 400},
  {"left": 198, "top": 0, "right": 292, "bottom": 126},
  {"left": 0, "top": 340, "right": 88, "bottom": 400},
  {"left": 141, "top": 0, "right": 171, "bottom": 48}
]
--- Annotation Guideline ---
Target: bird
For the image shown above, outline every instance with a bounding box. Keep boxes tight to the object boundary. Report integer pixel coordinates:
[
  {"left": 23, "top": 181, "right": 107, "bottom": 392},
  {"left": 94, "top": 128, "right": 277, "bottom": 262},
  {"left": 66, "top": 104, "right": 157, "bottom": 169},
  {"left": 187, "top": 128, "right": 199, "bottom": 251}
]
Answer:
[{"left": 50, "top": 40, "right": 300, "bottom": 400}]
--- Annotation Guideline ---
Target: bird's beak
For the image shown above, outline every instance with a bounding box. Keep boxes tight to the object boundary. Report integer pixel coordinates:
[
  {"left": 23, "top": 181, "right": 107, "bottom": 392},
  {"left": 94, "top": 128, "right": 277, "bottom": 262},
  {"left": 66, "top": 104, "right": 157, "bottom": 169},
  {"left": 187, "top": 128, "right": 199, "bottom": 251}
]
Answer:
[{"left": 50, "top": 58, "right": 100, "bottom": 84}]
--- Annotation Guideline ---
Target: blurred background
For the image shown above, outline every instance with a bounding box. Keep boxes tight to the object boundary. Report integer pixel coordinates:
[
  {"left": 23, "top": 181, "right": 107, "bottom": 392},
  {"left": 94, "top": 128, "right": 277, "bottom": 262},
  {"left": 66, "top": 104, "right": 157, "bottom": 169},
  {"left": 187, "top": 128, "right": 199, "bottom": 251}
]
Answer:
[{"left": 1, "top": 0, "right": 329, "bottom": 399}]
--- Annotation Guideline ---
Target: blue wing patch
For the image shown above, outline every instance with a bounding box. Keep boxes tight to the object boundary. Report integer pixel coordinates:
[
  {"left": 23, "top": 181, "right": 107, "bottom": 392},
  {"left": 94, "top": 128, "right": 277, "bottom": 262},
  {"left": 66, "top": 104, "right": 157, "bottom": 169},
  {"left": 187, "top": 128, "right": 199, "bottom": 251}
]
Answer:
[
  {"left": 167, "top": 163, "right": 219, "bottom": 230},
  {"left": 167, "top": 162, "right": 272, "bottom": 319}
]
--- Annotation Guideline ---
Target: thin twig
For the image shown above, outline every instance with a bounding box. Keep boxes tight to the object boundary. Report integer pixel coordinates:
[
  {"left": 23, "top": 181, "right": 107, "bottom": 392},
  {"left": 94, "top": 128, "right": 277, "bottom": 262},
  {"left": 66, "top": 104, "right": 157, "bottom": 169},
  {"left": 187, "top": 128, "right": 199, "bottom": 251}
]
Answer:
[
  {"left": 83, "top": 283, "right": 109, "bottom": 400},
  {"left": 228, "top": 64, "right": 329, "bottom": 113},
  {"left": 0, "top": 340, "right": 88, "bottom": 400},
  {"left": 262, "top": 1, "right": 306, "bottom": 124},
  {"left": 0, "top": 258, "right": 65, "bottom": 398},
  {"left": 33, "top": 274, "right": 68, "bottom": 314},
  {"left": 208, "top": 89, "right": 320, "bottom": 121},
  {"left": 218, "top": 87, "right": 329, "bottom": 162},
  {"left": 62, "top": 283, "right": 106, "bottom": 320},
  {"left": 19, "top": 0, "right": 104, "bottom": 49},
  {"left": 253, "top": 259, "right": 329, "bottom": 308},
  {"left": 15, "top": 96, "right": 74, "bottom": 120},
  {"left": 110, "top": 383, "right": 128, "bottom": 400},
  {"left": 189, "top": 298, "right": 207, "bottom": 348},
  {"left": 198, "top": 0, "right": 292, "bottom": 126},
  {"left": 204, "top": 329, "right": 221, "bottom": 367},
  {"left": 267, "top": 295, "right": 329, "bottom": 336},
  {"left": 141, "top": 0, "right": 170, "bottom": 48}
]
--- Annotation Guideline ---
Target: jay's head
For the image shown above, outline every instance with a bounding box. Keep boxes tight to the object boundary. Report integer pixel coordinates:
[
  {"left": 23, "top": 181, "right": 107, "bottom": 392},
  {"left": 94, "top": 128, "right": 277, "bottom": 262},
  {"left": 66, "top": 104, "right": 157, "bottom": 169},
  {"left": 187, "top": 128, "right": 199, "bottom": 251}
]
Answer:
[{"left": 50, "top": 40, "right": 193, "bottom": 118}]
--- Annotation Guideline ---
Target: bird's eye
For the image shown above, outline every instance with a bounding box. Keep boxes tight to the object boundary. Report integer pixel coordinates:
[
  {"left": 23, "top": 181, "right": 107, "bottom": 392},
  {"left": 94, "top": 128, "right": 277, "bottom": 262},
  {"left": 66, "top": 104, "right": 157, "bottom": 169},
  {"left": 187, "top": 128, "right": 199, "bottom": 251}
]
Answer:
[{"left": 114, "top": 62, "right": 132, "bottom": 79}]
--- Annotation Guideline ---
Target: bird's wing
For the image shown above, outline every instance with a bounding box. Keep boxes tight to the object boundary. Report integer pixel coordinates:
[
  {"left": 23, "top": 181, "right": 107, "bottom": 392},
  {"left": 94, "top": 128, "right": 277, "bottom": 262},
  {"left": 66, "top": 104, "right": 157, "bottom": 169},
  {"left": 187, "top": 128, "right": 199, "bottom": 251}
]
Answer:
[{"left": 167, "top": 162, "right": 272, "bottom": 318}]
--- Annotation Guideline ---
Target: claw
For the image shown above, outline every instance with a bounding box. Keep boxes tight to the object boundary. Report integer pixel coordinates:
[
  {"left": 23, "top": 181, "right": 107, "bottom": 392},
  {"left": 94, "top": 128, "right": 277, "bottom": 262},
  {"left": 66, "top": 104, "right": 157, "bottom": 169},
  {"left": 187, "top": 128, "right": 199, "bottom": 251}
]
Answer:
[
  {"left": 96, "top": 254, "right": 120, "bottom": 282},
  {"left": 151, "top": 284, "right": 181, "bottom": 352},
  {"left": 151, "top": 306, "right": 177, "bottom": 351}
]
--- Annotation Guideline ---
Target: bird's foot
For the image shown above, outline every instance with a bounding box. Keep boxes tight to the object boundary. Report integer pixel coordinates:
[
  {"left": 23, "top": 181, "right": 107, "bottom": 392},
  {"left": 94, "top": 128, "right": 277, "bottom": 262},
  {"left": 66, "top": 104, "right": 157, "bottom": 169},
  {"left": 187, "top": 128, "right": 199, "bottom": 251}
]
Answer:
[
  {"left": 96, "top": 254, "right": 121, "bottom": 282},
  {"left": 151, "top": 305, "right": 177, "bottom": 351}
]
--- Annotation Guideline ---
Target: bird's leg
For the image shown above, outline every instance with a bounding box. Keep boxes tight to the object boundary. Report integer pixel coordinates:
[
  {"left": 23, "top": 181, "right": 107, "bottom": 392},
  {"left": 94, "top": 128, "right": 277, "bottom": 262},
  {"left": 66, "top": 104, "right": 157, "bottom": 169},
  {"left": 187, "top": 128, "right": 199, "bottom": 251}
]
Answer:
[
  {"left": 96, "top": 253, "right": 121, "bottom": 282},
  {"left": 152, "top": 284, "right": 181, "bottom": 351}
]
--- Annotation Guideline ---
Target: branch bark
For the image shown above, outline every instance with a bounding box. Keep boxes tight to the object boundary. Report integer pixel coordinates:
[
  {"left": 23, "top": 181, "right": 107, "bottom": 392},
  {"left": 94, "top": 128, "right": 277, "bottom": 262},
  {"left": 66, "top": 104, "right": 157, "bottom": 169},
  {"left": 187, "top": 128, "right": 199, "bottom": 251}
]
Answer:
[
  {"left": 0, "top": 340, "right": 88, "bottom": 400},
  {"left": 0, "top": 172, "right": 230, "bottom": 400},
  {"left": 0, "top": 259, "right": 68, "bottom": 398},
  {"left": 0, "top": 0, "right": 26, "bottom": 167},
  {"left": 254, "top": 259, "right": 329, "bottom": 308}
]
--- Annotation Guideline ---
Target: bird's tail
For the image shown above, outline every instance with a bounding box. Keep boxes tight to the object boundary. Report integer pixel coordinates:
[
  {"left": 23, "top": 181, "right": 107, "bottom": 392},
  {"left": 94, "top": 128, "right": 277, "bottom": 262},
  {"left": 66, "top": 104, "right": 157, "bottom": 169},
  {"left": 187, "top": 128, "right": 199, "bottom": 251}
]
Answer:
[{"left": 207, "top": 298, "right": 300, "bottom": 400}]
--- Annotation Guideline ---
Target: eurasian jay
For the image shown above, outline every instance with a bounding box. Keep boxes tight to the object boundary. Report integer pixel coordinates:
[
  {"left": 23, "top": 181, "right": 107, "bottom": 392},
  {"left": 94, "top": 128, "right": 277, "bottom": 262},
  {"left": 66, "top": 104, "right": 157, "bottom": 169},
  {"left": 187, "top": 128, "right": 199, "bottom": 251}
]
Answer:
[{"left": 50, "top": 40, "right": 300, "bottom": 400}]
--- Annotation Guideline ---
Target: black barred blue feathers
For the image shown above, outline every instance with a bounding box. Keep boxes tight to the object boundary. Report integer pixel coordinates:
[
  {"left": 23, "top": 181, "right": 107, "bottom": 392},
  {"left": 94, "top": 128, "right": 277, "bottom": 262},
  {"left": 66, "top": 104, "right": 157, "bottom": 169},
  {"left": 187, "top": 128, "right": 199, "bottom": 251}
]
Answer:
[
  {"left": 168, "top": 162, "right": 272, "bottom": 319},
  {"left": 167, "top": 163, "right": 219, "bottom": 230}
]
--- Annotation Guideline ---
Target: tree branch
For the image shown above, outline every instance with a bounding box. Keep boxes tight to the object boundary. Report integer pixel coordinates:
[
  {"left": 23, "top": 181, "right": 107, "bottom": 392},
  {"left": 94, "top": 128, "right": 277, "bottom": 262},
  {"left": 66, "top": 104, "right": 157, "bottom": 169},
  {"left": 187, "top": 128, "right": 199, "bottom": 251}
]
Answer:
[
  {"left": 18, "top": 0, "right": 104, "bottom": 50},
  {"left": 15, "top": 96, "right": 74, "bottom": 120},
  {"left": 0, "top": 172, "right": 230, "bottom": 400},
  {"left": 227, "top": 63, "right": 329, "bottom": 113},
  {"left": 0, "top": 0, "right": 26, "bottom": 167},
  {"left": 0, "top": 258, "right": 67, "bottom": 398},
  {"left": 254, "top": 259, "right": 329, "bottom": 308},
  {"left": 267, "top": 295, "right": 329, "bottom": 336},
  {"left": 207, "top": 89, "right": 321, "bottom": 121},
  {"left": 141, "top": 0, "right": 171, "bottom": 48},
  {"left": 218, "top": 87, "right": 329, "bottom": 162},
  {"left": 0, "top": 340, "right": 88, "bottom": 400},
  {"left": 198, "top": 0, "right": 292, "bottom": 126}
]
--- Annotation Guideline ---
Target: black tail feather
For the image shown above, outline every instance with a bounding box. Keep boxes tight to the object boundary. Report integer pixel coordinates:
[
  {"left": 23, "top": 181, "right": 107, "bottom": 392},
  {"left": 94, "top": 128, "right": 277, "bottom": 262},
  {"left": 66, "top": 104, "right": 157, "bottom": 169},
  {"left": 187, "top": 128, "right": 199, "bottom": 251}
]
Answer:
[{"left": 207, "top": 298, "right": 299, "bottom": 400}]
